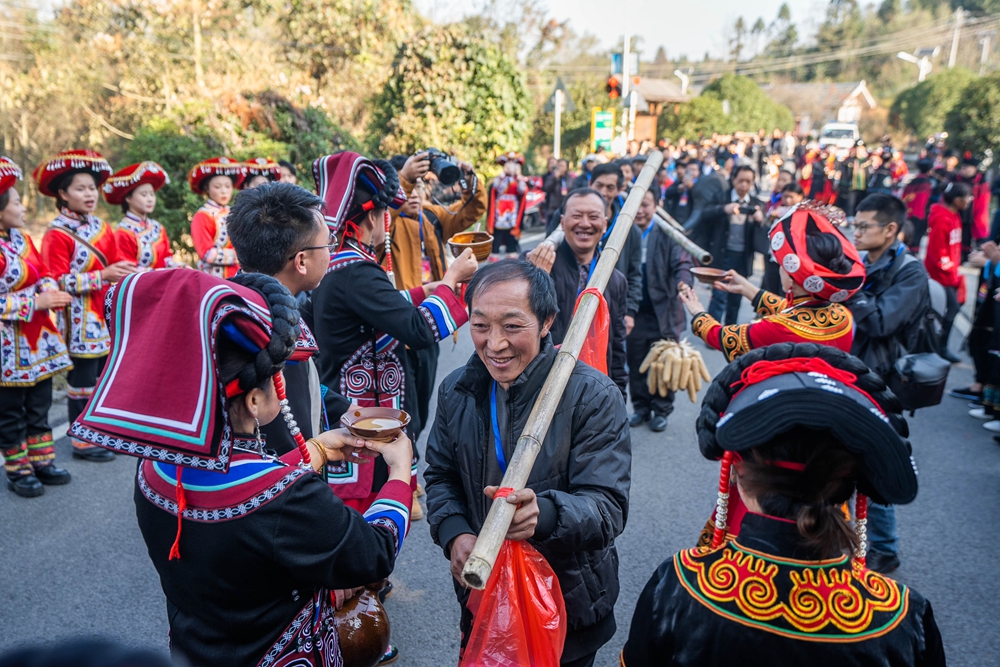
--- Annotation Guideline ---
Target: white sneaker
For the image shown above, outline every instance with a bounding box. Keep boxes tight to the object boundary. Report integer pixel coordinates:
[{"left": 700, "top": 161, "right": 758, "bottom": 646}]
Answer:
[
  {"left": 969, "top": 407, "right": 992, "bottom": 420},
  {"left": 984, "top": 420, "right": 1000, "bottom": 433}
]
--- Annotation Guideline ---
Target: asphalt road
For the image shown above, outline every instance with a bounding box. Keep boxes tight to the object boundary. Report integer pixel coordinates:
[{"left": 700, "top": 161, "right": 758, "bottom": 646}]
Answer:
[{"left": 1, "top": 276, "right": 998, "bottom": 666}]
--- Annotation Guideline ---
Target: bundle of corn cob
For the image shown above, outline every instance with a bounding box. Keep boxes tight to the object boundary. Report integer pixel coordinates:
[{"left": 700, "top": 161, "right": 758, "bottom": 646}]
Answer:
[{"left": 638, "top": 338, "right": 712, "bottom": 402}]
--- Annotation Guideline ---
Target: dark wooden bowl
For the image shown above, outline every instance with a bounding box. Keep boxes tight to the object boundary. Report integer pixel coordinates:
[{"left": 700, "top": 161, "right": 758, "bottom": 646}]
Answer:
[
  {"left": 449, "top": 231, "right": 494, "bottom": 262},
  {"left": 690, "top": 267, "right": 728, "bottom": 285},
  {"left": 340, "top": 407, "right": 410, "bottom": 442},
  {"left": 335, "top": 587, "right": 390, "bottom": 667}
]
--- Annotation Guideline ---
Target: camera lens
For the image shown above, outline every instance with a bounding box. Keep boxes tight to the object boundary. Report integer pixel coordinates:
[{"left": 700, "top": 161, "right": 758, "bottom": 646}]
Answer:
[{"left": 430, "top": 156, "right": 460, "bottom": 186}]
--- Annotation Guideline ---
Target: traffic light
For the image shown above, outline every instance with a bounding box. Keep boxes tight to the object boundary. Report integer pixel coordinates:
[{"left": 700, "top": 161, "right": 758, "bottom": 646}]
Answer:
[{"left": 606, "top": 76, "right": 621, "bottom": 100}]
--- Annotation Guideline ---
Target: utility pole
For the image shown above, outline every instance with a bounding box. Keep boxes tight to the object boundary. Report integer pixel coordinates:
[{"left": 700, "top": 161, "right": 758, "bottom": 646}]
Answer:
[
  {"left": 949, "top": 7, "right": 963, "bottom": 69},
  {"left": 553, "top": 89, "right": 563, "bottom": 159},
  {"left": 978, "top": 31, "right": 995, "bottom": 76}
]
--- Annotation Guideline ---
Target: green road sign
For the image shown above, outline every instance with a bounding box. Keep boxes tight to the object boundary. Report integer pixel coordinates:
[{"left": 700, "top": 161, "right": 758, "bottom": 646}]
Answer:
[{"left": 591, "top": 108, "right": 616, "bottom": 152}]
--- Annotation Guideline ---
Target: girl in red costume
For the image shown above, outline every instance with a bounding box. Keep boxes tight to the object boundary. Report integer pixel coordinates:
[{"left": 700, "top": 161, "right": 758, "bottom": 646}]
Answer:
[
  {"left": 105, "top": 161, "right": 183, "bottom": 271},
  {"left": 188, "top": 156, "right": 244, "bottom": 279},
  {"left": 0, "top": 157, "right": 73, "bottom": 497},
  {"left": 37, "top": 149, "right": 136, "bottom": 462},
  {"left": 925, "top": 181, "right": 971, "bottom": 360},
  {"left": 681, "top": 203, "right": 865, "bottom": 361}
]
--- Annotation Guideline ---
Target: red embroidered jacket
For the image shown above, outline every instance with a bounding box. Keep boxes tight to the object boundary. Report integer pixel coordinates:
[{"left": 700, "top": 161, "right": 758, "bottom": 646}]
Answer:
[
  {"left": 691, "top": 291, "right": 854, "bottom": 361},
  {"left": 191, "top": 200, "right": 238, "bottom": 279},
  {"left": 115, "top": 212, "right": 182, "bottom": 270}
]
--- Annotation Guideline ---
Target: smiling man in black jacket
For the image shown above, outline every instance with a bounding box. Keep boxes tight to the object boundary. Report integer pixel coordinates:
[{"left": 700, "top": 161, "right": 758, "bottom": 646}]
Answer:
[{"left": 424, "top": 259, "right": 631, "bottom": 667}]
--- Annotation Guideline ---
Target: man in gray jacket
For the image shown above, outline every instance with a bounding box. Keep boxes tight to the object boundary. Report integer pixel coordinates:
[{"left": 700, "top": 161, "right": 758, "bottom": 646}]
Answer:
[{"left": 425, "top": 260, "right": 631, "bottom": 667}]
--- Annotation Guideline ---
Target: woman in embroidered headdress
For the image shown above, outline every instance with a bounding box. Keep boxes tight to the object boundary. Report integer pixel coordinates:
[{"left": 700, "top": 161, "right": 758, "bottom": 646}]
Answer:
[
  {"left": 0, "top": 157, "right": 74, "bottom": 497},
  {"left": 105, "top": 161, "right": 183, "bottom": 271},
  {"left": 37, "top": 149, "right": 137, "bottom": 463},
  {"left": 621, "top": 343, "right": 944, "bottom": 667},
  {"left": 680, "top": 202, "right": 865, "bottom": 361},
  {"left": 70, "top": 269, "right": 413, "bottom": 667},
  {"left": 188, "top": 156, "right": 244, "bottom": 279},
  {"left": 241, "top": 157, "right": 282, "bottom": 190},
  {"left": 311, "top": 152, "right": 478, "bottom": 513}
]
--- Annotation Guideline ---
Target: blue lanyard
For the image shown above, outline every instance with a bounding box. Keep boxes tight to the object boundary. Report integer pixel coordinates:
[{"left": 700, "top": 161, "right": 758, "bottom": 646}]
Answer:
[
  {"left": 402, "top": 210, "right": 426, "bottom": 255},
  {"left": 602, "top": 194, "right": 626, "bottom": 244},
  {"left": 578, "top": 253, "right": 599, "bottom": 295},
  {"left": 490, "top": 381, "right": 507, "bottom": 474},
  {"left": 641, "top": 223, "right": 653, "bottom": 241}
]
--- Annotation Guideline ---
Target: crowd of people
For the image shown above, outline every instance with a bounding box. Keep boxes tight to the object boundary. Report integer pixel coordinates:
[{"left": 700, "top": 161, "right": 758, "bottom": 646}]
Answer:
[{"left": 0, "top": 130, "right": 968, "bottom": 667}]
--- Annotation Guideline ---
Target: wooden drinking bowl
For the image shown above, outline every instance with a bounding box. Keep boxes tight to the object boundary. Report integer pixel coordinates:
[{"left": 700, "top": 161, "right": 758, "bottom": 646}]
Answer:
[
  {"left": 690, "top": 267, "right": 728, "bottom": 285},
  {"left": 449, "top": 231, "right": 494, "bottom": 262},
  {"left": 340, "top": 407, "right": 410, "bottom": 442}
]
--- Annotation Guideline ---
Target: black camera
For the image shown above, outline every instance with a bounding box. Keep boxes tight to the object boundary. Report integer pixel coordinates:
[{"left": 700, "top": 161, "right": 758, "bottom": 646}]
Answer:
[
  {"left": 424, "top": 148, "right": 461, "bottom": 186},
  {"left": 738, "top": 205, "right": 759, "bottom": 215}
]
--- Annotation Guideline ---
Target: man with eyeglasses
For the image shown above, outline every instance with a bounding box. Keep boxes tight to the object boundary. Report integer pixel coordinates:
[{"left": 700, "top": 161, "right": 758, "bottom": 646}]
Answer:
[
  {"left": 226, "top": 181, "right": 351, "bottom": 454},
  {"left": 846, "top": 192, "right": 930, "bottom": 575}
]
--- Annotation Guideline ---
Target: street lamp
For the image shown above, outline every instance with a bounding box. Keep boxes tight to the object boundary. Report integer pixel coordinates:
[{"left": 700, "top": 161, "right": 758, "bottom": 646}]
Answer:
[{"left": 897, "top": 46, "right": 940, "bottom": 82}]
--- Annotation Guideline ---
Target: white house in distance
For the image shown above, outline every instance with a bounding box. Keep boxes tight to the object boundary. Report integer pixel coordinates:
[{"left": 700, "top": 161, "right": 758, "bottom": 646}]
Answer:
[{"left": 763, "top": 80, "right": 877, "bottom": 134}]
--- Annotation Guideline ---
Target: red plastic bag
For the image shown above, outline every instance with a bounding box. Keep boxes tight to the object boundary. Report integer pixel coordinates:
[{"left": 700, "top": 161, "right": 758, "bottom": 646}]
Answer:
[
  {"left": 574, "top": 287, "right": 609, "bottom": 375},
  {"left": 460, "top": 540, "right": 566, "bottom": 667}
]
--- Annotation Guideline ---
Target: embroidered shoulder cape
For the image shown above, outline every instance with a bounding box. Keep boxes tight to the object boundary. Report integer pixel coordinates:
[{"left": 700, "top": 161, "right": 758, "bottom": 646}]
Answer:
[
  {"left": 115, "top": 212, "right": 181, "bottom": 270},
  {"left": 191, "top": 200, "right": 238, "bottom": 279}
]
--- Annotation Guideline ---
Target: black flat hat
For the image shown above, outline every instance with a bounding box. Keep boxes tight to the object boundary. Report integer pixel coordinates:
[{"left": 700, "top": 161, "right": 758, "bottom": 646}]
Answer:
[{"left": 715, "top": 369, "right": 918, "bottom": 505}]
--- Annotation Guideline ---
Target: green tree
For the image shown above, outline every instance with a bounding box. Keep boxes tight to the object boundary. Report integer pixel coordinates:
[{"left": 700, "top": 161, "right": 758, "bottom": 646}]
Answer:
[
  {"left": 944, "top": 73, "right": 1000, "bottom": 156},
  {"left": 124, "top": 94, "right": 357, "bottom": 248},
  {"left": 368, "top": 26, "right": 531, "bottom": 170},
  {"left": 891, "top": 68, "right": 977, "bottom": 140},
  {"left": 661, "top": 74, "right": 794, "bottom": 139}
]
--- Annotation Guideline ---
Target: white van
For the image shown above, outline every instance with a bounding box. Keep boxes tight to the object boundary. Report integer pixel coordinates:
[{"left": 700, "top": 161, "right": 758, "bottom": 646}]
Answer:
[{"left": 818, "top": 122, "right": 860, "bottom": 159}]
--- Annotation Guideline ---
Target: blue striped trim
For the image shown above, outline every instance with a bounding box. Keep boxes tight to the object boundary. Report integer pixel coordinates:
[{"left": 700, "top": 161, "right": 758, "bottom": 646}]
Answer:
[
  {"left": 364, "top": 498, "right": 409, "bottom": 555},
  {"left": 399, "top": 289, "right": 414, "bottom": 304},
  {"left": 151, "top": 458, "right": 285, "bottom": 491},
  {"left": 420, "top": 294, "right": 458, "bottom": 340}
]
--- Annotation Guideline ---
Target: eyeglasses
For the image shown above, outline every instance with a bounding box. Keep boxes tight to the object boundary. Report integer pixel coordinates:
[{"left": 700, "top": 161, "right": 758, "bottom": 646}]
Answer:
[
  {"left": 851, "top": 223, "right": 886, "bottom": 234},
  {"left": 288, "top": 244, "right": 336, "bottom": 261}
]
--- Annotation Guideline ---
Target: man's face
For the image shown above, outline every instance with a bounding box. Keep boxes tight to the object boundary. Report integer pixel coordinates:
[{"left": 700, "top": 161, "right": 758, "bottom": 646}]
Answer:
[
  {"left": 591, "top": 174, "right": 619, "bottom": 206},
  {"left": 620, "top": 163, "right": 633, "bottom": 182},
  {"left": 300, "top": 215, "right": 332, "bottom": 291},
  {"left": 852, "top": 210, "right": 896, "bottom": 251},
  {"left": 733, "top": 170, "right": 754, "bottom": 198},
  {"left": 470, "top": 279, "right": 553, "bottom": 387},
  {"left": 555, "top": 160, "right": 568, "bottom": 177},
  {"left": 399, "top": 190, "right": 421, "bottom": 217},
  {"left": 562, "top": 193, "right": 607, "bottom": 256},
  {"left": 635, "top": 191, "right": 656, "bottom": 227}
]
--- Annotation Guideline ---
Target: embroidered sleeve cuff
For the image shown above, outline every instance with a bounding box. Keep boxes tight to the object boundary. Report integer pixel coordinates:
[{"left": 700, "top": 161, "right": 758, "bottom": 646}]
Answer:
[
  {"left": 0, "top": 292, "right": 35, "bottom": 322},
  {"left": 401, "top": 286, "right": 427, "bottom": 306},
  {"left": 364, "top": 479, "right": 412, "bottom": 556},
  {"left": 60, "top": 270, "right": 103, "bottom": 295},
  {"left": 37, "top": 277, "right": 58, "bottom": 293},
  {"left": 691, "top": 312, "right": 721, "bottom": 349},
  {"left": 419, "top": 284, "right": 469, "bottom": 341}
]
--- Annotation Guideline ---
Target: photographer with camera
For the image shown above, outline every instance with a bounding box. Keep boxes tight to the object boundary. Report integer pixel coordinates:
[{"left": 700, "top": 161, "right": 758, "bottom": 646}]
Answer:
[
  {"left": 700, "top": 165, "right": 766, "bottom": 325},
  {"left": 388, "top": 150, "right": 487, "bottom": 447}
]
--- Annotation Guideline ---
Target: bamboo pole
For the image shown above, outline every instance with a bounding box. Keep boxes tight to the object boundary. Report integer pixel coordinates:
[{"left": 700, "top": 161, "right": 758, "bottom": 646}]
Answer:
[
  {"left": 539, "top": 200, "right": 712, "bottom": 265},
  {"left": 461, "top": 151, "right": 664, "bottom": 590}
]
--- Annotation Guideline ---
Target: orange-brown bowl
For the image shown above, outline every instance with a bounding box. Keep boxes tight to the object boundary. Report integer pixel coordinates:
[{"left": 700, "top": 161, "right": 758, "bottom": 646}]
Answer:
[
  {"left": 449, "top": 231, "right": 494, "bottom": 262},
  {"left": 690, "top": 267, "right": 727, "bottom": 285},
  {"left": 340, "top": 407, "right": 410, "bottom": 442}
]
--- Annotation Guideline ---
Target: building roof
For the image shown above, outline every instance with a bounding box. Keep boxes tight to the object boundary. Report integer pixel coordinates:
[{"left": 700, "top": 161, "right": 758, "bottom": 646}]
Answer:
[
  {"left": 635, "top": 78, "right": 691, "bottom": 104},
  {"left": 763, "top": 81, "right": 877, "bottom": 120}
]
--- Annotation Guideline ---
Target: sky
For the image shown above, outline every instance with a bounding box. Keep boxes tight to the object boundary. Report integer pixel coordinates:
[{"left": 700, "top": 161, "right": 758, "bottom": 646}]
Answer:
[{"left": 414, "top": 0, "right": 824, "bottom": 61}]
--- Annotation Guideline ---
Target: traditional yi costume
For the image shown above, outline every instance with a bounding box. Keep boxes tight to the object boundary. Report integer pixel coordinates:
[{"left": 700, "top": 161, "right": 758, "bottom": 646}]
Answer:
[
  {"left": 487, "top": 152, "right": 528, "bottom": 255},
  {"left": 241, "top": 157, "right": 282, "bottom": 188},
  {"left": 621, "top": 344, "right": 944, "bottom": 666},
  {"left": 0, "top": 157, "right": 73, "bottom": 496},
  {"left": 70, "top": 269, "right": 411, "bottom": 667},
  {"left": 105, "top": 162, "right": 182, "bottom": 271},
  {"left": 36, "top": 149, "right": 120, "bottom": 462},
  {"left": 310, "top": 153, "right": 468, "bottom": 512},
  {"left": 188, "top": 157, "right": 244, "bottom": 279},
  {"left": 692, "top": 203, "right": 864, "bottom": 361}
]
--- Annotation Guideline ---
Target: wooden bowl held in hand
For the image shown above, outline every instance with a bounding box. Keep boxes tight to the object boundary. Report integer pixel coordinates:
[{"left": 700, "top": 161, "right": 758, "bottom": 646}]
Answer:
[
  {"left": 340, "top": 407, "right": 410, "bottom": 442},
  {"left": 690, "top": 267, "right": 728, "bottom": 285},
  {"left": 449, "top": 231, "right": 494, "bottom": 262},
  {"left": 334, "top": 586, "right": 390, "bottom": 667}
]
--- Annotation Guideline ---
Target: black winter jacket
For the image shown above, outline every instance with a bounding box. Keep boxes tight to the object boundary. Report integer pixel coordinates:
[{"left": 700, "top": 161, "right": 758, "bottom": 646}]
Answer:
[
  {"left": 424, "top": 338, "right": 631, "bottom": 633},
  {"left": 847, "top": 243, "right": 930, "bottom": 379}
]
